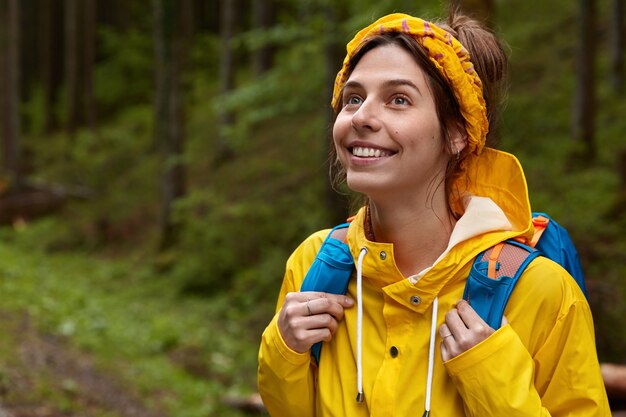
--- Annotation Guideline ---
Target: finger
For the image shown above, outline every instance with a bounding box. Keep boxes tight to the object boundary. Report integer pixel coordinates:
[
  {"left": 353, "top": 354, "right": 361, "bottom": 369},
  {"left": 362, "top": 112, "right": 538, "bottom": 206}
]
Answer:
[
  {"left": 439, "top": 322, "right": 457, "bottom": 359},
  {"left": 308, "top": 327, "right": 333, "bottom": 343},
  {"left": 439, "top": 323, "right": 453, "bottom": 339},
  {"left": 455, "top": 299, "right": 492, "bottom": 331},
  {"left": 278, "top": 310, "right": 337, "bottom": 353},
  {"left": 307, "top": 297, "right": 347, "bottom": 321},
  {"left": 292, "top": 326, "right": 333, "bottom": 347},
  {"left": 501, "top": 315, "right": 509, "bottom": 326},
  {"left": 440, "top": 341, "right": 451, "bottom": 362},
  {"left": 306, "top": 314, "right": 339, "bottom": 335},
  {"left": 444, "top": 307, "right": 468, "bottom": 336},
  {"left": 288, "top": 291, "right": 354, "bottom": 307}
]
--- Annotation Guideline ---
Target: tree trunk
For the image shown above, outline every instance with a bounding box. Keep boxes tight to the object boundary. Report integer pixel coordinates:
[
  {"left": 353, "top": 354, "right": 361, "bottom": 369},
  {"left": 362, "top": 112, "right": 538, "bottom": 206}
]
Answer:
[
  {"left": 39, "top": 0, "right": 54, "bottom": 133},
  {"left": 83, "top": 0, "right": 97, "bottom": 130},
  {"left": 217, "top": 0, "right": 237, "bottom": 164},
  {"left": 611, "top": 0, "right": 624, "bottom": 92},
  {"left": 64, "top": 0, "right": 80, "bottom": 136},
  {"left": 573, "top": 0, "right": 597, "bottom": 159},
  {"left": 153, "top": 0, "right": 189, "bottom": 250},
  {"left": 252, "top": 0, "right": 274, "bottom": 76},
  {"left": 323, "top": 3, "right": 350, "bottom": 223},
  {"left": 1, "top": 0, "right": 22, "bottom": 188}
]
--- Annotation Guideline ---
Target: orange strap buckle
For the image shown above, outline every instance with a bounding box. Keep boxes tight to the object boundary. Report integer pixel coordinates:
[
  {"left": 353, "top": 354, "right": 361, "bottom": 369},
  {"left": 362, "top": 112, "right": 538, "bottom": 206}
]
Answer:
[
  {"left": 530, "top": 215, "right": 550, "bottom": 248},
  {"left": 487, "top": 242, "right": 506, "bottom": 279}
]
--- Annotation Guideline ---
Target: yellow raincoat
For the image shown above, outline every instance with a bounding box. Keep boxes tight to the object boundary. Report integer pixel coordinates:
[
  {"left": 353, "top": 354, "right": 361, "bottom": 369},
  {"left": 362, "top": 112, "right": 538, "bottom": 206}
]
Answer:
[{"left": 258, "top": 149, "right": 610, "bottom": 416}]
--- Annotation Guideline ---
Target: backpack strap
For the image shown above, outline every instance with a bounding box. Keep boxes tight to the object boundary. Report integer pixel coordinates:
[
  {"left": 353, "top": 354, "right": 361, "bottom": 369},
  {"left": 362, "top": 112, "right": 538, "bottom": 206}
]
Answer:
[
  {"left": 300, "top": 222, "right": 354, "bottom": 364},
  {"left": 464, "top": 240, "right": 541, "bottom": 330},
  {"left": 529, "top": 215, "right": 550, "bottom": 247},
  {"left": 487, "top": 242, "right": 506, "bottom": 278}
]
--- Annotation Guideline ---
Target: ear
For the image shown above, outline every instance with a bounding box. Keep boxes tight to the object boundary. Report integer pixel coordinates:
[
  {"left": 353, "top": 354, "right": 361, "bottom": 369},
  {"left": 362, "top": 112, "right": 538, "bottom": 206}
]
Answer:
[{"left": 447, "top": 120, "right": 468, "bottom": 155}]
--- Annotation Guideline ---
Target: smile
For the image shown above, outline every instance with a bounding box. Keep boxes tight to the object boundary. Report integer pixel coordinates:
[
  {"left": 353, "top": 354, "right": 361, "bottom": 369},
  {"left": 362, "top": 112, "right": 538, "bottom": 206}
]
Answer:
[{"left": 351, "top": 146, "right": 394, "bottom": 158}]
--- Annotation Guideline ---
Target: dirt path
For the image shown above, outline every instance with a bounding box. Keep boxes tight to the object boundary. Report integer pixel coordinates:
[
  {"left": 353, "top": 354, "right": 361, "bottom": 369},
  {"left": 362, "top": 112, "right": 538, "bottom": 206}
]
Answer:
[{"left": 0, "top": 312, "right": 167, "bottom": 417}]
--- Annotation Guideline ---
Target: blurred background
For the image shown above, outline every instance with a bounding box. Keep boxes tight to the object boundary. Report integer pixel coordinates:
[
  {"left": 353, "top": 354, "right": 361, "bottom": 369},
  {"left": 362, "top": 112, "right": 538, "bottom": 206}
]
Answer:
[{"left": 0, "top": 0, "right": 624, "bottom": 416}]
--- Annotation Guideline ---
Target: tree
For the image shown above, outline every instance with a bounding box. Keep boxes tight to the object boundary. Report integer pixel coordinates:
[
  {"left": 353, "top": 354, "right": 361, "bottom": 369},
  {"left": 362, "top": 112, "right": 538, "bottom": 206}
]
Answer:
[
  {"left": 323, "top": 2, "right": 350, "bottom": 224},
  {"left": 64, "top": 0, "right": 80, "bottom": 136},
  {"left": 252, "top": 0, "right": 274, "bottom": 77},
  {"left": 153, "top": 0, "right": 190, "bottom": 249},
  {"left": 611, "top": 0, "right": 624, "bottom": 91},
  {"left": 217, "top": 0, "right": 237, "bottom": 163},
  {"left": 83, "top": 0, "right": 97, "bottom": 130},
  {"left": 573, "top": 0, "right": 597, "bottom": 159},
  {"left": 0, "top": 0, "right": 22, "bottom": 188},
  {"left": 39, "top": 0, "right": 57, "bottom": 133}
]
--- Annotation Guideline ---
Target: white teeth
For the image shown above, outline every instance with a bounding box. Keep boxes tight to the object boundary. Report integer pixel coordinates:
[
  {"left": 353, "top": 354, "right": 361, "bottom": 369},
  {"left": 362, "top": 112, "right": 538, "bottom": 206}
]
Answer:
[{"left": 352, "top": 146, "right": 390, "bottom": 158}]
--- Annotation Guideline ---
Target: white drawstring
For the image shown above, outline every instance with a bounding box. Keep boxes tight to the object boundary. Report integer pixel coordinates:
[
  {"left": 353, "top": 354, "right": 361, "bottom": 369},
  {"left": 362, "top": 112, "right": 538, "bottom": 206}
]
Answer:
[
  {"left": 353, "top": 246, "right": 438, "bottom": 413},
  {"left": 423, "top": 296, "right": 439, "bottom": 417},
  {"left": 355, "top": 247, "right": 368, "bottom": 403}
]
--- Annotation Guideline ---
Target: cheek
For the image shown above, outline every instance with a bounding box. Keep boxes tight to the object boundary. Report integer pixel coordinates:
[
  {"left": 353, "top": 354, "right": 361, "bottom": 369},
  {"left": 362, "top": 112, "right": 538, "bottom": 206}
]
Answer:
[{"left": 332, "top": 115, "right": 350, "bottom": 148}]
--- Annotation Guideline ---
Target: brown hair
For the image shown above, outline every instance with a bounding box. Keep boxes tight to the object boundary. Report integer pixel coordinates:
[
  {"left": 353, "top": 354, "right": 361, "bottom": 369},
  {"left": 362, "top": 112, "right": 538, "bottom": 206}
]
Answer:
[{"left": 329, "top": 10, "right": 509, "bottom": 214}]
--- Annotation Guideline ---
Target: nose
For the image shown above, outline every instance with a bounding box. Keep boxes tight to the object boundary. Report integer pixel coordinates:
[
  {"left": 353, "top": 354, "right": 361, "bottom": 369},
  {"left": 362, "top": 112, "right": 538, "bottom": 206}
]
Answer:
[{"left": 351, "top": 99, "right": 382, "bottom": 132}]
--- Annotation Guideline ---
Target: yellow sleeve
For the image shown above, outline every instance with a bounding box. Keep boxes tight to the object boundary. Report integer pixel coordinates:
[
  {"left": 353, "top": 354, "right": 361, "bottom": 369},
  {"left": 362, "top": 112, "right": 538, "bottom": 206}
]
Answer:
[
  {"left": 257, "top": 230, "right": 329, "bottom": 417},
  {"left": 444, "top": 258, "right": 611, "bottom": 417}
]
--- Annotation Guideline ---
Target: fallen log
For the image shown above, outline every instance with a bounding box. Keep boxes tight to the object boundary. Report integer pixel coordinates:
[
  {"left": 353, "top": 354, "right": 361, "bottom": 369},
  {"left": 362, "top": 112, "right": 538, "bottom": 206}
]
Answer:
[
  {"left": 602, "top": 362, "right": 626, "bottom": 411},
  {"left": 0, "top": 181, "right": 94, "bottom": 225},
  {"left": 222, "top": 393, "right": 266, "bottom": 414}
]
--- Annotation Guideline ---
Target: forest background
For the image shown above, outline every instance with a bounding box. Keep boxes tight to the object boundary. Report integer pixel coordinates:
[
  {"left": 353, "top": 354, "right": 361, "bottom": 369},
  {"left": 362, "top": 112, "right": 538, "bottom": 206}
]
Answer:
[{"left": 0, "top": 0, "right": 625, "bottom": 416}]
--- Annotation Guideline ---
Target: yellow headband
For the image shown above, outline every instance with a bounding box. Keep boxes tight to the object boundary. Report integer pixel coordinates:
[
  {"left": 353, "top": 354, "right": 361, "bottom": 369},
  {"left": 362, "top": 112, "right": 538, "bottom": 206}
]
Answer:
[{"left": 331, "top": 13, "right": 489, "bottom": 155}]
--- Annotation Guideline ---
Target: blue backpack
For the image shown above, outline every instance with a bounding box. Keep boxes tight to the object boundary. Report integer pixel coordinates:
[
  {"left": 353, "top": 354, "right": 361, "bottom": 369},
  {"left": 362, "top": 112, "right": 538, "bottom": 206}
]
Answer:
[{"left": 300, "top": 212, "right": 587, "bottom": 364}]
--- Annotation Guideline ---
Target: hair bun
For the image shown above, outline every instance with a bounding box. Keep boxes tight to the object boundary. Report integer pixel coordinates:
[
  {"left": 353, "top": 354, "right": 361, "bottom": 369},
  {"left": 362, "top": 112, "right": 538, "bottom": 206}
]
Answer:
[{"left": 437, "top": 10, "right": 508, "bottom": 146}]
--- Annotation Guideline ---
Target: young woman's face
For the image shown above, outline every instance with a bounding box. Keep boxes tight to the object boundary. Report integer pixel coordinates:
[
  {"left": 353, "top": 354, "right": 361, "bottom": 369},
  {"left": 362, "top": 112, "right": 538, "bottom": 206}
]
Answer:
[{"left": 333, "top": 44, "right": 455, "bottom": 201}]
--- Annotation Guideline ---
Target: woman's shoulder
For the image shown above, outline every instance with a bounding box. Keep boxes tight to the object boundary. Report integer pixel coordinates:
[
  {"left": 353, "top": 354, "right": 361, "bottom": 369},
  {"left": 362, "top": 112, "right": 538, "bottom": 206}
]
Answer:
[
  {"left": 285, "top": 228, "right": 332, "bottom": 271},
  {"left": 518, "top": 255, "right": 587, "bottom": 305},
  {"left": 507, "top": 255, "right": 590, "bottom": 354}
]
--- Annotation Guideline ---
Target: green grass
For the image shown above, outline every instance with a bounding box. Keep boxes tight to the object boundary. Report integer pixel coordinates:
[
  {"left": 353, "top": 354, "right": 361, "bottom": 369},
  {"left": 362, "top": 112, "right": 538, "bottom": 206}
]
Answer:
[{"left": 0, "top": 229, "right": 260, "bottom": 417}]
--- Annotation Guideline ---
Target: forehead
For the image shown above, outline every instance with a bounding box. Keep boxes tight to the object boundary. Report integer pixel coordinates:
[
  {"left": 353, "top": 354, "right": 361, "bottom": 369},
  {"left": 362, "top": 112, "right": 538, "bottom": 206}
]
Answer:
[{"left": 346, "top": 43, "right": 429, "bottom": 87}]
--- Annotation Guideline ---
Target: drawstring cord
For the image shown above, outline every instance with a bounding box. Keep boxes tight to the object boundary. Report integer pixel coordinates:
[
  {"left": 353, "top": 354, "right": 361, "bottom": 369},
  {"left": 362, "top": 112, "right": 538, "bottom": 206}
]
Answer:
[
  {"left": 423, "top": 296, "right": 439, "bottom": 417},
  {"left": 355, "top": 247, "right": 368, "bottom": 403},
  {"left": 353, "top": 246, "right": 438, "bottom": 414}
]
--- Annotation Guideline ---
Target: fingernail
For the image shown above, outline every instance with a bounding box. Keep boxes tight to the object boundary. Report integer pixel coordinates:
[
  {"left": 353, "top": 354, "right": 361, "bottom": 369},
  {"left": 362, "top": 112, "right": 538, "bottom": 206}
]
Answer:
[{"left": 344, "top": 297, "right": 354, "bottom": 306}]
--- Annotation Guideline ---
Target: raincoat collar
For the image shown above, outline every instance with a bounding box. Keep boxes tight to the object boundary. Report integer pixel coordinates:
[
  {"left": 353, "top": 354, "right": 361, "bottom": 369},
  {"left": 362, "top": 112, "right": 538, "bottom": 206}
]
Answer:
[{"left": 345, "top": 148, "right": 534, "bottom": 313}]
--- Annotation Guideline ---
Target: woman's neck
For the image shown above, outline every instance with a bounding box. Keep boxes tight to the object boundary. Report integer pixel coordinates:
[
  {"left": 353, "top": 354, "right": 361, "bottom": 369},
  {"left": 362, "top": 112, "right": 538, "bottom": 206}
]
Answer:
[{"left": 367, "top": 196, "right": 455, "bottom": 277}]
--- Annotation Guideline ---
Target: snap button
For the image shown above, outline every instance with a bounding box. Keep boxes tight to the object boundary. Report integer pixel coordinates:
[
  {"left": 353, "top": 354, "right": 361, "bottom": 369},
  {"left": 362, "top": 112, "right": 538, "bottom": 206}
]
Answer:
[
  {"left": 379, "top": 251, "right": 387, "bottom": 260},
  {"left": 410, "top": 295, "right": 421, "bottom": 305},
  {"left": 389, "top": 346, "right": 399, "bottom": 358}
]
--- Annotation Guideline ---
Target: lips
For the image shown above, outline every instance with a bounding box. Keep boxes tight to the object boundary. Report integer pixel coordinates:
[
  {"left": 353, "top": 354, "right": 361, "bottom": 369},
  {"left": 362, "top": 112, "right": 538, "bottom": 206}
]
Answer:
[{"left": 351, "top": 146, "right": 394, "bottom": 158}]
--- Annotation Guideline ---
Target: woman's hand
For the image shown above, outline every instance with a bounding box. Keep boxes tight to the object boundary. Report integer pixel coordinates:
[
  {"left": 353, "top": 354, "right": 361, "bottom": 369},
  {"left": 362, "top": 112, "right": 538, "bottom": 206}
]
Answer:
[
  {"left": 439, "top": 299, "right": 505, "bottom": 362},
  {"left": 277, "top": 291, "right": 354, "bottom": 353}
]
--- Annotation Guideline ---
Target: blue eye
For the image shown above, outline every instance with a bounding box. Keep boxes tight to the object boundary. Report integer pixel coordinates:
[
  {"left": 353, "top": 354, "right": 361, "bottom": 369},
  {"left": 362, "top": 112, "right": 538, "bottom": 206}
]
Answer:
[
  {"left": 346, "top": 96, "right": 362, "bottom": 105},
  {"left": 392, "top": 96, "right": 408, "bottom": 105}
]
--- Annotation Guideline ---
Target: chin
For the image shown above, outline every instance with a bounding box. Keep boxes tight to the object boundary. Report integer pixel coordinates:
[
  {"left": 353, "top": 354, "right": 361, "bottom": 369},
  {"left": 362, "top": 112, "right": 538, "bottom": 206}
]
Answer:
[{"left": 345, "top": 176, "right": 385, "bottom": 198}]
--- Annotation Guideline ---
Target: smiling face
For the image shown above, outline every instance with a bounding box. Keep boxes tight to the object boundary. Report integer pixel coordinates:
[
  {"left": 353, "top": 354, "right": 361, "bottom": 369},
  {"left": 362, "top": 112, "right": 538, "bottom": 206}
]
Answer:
[{"left": 333, "top": 43, "right": 464, "bottom": 203}]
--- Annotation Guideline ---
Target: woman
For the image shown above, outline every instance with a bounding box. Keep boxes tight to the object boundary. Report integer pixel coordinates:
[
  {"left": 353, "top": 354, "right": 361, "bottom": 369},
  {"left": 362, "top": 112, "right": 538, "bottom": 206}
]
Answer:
[{"left": 258, "top": 10, "right": 610, "bottom": 417}]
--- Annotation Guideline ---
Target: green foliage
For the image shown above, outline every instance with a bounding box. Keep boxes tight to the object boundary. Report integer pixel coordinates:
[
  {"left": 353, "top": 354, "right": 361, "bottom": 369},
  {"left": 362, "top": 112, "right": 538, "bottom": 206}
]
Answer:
[
  {"left": 3, "top": 0, "right": 626, "bottom": 414},
  {"left": 96, "top": 27, "right": 155, "bottom": 116},
  {"left": 22, "top": 86, "right": 47, "bottom": 137},
  {"left": 169, "top": 111, "right": 330, "bottom": 295},
  {"left": 22, "top": 105, "right": 159, "bottom": 250}
]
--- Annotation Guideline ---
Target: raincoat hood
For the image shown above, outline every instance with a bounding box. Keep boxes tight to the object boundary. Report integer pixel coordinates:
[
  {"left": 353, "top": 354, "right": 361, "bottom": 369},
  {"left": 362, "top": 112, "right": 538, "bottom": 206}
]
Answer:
[{"left": 346, "top": 146, "right": 535, "bottom": 304}]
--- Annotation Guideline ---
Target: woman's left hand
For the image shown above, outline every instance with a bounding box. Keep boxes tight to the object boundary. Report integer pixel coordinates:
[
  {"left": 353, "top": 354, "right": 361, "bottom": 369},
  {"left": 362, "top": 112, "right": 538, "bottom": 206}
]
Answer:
[{"left": 439, "top": 299, "right": 505, "bottom": 362}]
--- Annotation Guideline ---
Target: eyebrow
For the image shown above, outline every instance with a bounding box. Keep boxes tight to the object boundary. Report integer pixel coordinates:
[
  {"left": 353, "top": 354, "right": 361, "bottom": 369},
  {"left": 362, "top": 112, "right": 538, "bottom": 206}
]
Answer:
[{"left": 343, "top": 79, "right": 423, "bottom": 96}]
